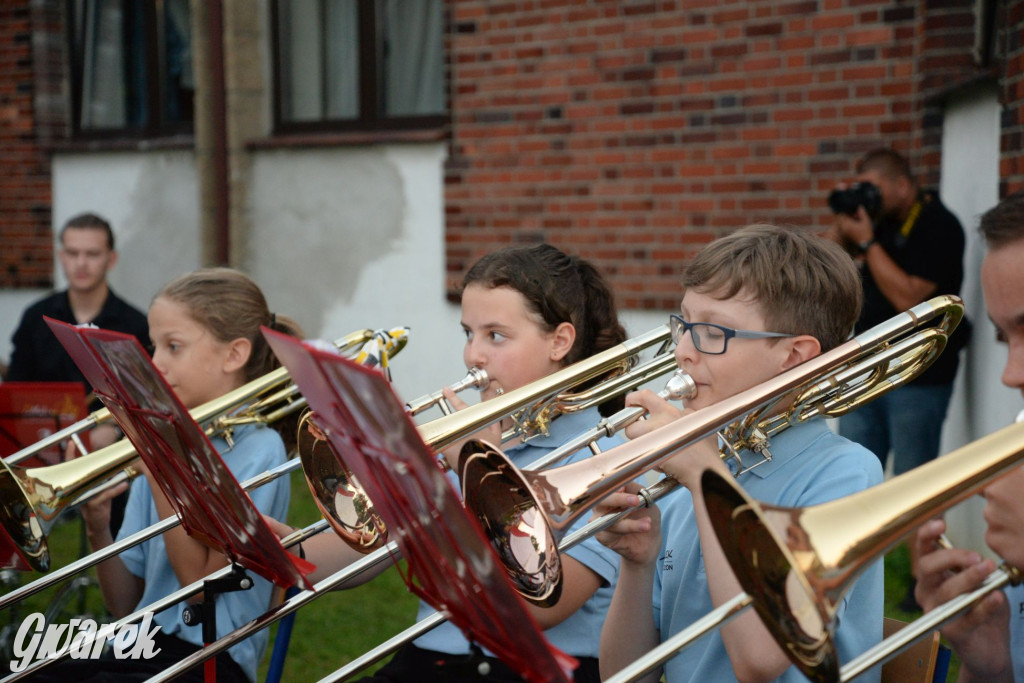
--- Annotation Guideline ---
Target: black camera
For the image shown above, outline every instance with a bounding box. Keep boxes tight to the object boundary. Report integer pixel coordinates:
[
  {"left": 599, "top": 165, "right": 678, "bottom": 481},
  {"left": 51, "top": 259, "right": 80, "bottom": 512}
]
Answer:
[{"left": 828, "top": 182, "right": 882, "bottom": 219}]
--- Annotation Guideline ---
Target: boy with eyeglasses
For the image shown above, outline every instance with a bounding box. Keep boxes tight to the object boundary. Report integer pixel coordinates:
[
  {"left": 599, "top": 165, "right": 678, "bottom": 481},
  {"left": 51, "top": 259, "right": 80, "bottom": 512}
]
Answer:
[{"left": 596, "top": 224, "right": 884, "bottom": 683}]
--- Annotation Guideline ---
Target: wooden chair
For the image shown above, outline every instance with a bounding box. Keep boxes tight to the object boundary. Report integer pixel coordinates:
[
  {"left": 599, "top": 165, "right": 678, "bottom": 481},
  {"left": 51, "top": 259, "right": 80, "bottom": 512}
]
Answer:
[{"left": 880, "top": 617, "right": 951, "bottom": 683}]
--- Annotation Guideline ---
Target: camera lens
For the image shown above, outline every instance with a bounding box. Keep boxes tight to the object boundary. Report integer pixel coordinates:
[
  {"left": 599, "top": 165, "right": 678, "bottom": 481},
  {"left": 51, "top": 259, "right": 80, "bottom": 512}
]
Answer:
[{"left": 828, "top": 182, "right": 881, "bottom": 219}]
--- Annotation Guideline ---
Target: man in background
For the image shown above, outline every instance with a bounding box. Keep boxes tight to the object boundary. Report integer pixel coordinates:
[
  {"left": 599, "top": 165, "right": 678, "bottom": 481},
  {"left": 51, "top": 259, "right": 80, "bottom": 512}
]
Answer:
[{"left": 7, "top": 212, "right": 148, "bottom": 535}]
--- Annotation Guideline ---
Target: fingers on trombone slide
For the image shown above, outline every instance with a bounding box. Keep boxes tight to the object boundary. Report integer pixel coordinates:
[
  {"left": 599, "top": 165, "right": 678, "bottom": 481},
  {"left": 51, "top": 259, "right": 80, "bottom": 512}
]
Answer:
[
  {"left": 914, "top": 522, "right": 1001, "bottom": 615},
  {"left": 591, "top": 483, "right": 659, "bottom": 561}
]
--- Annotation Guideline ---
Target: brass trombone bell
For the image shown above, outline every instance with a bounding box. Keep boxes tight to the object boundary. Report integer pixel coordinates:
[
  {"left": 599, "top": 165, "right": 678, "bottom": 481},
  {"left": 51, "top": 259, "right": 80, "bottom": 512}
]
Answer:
[
  {"left": 300, "top": 366, "right": 488, "bottom": 554},
  {"left": 302, "top": 323, "right": 678, "bottom": 555},
  {"left": 0, "top": 328, "right": 377, "bottom": 572},
  {"left": 702, "top": 411, "right": 1024, "bottom": 682},
  {"left": 458, "top": 296, "right": 963, "bottom": 606}
]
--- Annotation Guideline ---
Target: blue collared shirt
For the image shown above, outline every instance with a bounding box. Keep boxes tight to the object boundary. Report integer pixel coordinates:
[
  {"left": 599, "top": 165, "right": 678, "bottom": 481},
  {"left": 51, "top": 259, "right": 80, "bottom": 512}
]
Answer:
[
  {"left": 1007, "top": 582, "right": 1024, "bottom": 681},
  {"left": 414, "top": 405, "right": 624, "bottom": 658},
  {"left": 117, "top": 423, "right": 290, "bottom": 682},
  {"left": 652, "top": 418, "right": 884, "bottom": 683}
]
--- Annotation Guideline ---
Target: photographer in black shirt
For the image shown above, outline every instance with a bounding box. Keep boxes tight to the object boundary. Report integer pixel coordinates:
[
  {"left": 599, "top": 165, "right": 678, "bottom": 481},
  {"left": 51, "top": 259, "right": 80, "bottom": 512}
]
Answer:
[{"left": 828, "top": 148, "right": 971, "bottom": 610}]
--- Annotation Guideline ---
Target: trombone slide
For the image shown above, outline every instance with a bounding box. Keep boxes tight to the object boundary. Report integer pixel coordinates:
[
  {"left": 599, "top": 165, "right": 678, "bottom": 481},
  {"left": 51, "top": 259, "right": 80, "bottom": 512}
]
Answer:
[{"left": 703, "top": 418, "right": 1024, "bottom": 682}]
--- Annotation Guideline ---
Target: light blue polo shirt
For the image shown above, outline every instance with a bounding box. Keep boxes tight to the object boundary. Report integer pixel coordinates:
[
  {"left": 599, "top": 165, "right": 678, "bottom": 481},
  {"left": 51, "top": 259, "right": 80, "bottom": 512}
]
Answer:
[
  {"left": 1007, "top": 582, "right": 1024, "bottom": 681},
  {"left": 652, "top": 418, "right": 884, "bottom": 683},
  {"left": 414, "top": 405, "right": 624, "bottom": 658},
  {"left": 117, "top": 423, "right": 291, "bottom": 682}
]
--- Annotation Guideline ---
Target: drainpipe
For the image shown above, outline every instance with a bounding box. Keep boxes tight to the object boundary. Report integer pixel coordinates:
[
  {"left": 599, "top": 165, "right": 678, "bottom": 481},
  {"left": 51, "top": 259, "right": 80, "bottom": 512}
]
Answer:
[
  {"left": 193, "top": 0, "right": 230, "bottom": 265},
  {"left": 208, "top": 0, "right": 229, "bottom": 265}
]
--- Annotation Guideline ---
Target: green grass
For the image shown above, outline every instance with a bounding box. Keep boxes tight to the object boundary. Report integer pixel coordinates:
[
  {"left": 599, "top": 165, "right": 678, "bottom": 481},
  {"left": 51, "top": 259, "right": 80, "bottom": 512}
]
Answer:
[
  {"left": 0, "top": 476, "right": 969, "bottom": 681},
  {"left": 256, "top": 472, "right": 418, "bottom": 681}
]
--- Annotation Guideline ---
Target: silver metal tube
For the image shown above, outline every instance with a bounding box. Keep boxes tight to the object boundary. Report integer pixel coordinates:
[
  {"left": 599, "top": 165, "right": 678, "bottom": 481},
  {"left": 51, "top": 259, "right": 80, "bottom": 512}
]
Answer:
[
  {"left": 0, "top": 458, "right": 302, "bottom": 610},
  {"left": 405, "top": 368, "right": 489, "bottom": 416},
  {"left": 1, "top": 519, "right": 329, "bottom": 682},
  {"left": 4, "top": 413, "right": 106, "bottom": 466},
  {"left": 839, "top": 567, "right": 1014, "bottom": 681},
  {"left": 604, "top": 592, "right": 754, "bottom": 683},
  {"left": 319, "top": 612, "right": 448, "bottom": 683}
]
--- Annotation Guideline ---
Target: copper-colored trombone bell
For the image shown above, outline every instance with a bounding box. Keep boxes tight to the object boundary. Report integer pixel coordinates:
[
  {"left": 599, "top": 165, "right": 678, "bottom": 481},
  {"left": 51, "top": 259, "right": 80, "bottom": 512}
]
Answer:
[{"left": 459, "top": 296, "right": 963, "bottom": 606}]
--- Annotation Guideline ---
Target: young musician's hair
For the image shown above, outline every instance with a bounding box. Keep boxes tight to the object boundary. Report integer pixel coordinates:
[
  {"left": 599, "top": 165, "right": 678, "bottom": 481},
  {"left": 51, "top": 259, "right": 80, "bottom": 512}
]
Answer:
[
  {"left": 682, "top": 224, "right": 862, "bottom": 352},
  {"left": 979, "top": 191, "right": 1024, "bottom": 249},
  {"left": 154, "top": 268, "right": 304, "bottom": 449},
  {"left": 154, "top": 268, "right": 303, "bottom": 382},
  {"left": 60, "top": 212, "right": 116, "bottom": 250},
  {"left": 462, "top": 243, "right": 628, "bottom": 412},
  {"left": 856, "top": 147, "right": 913, "bottom": 183}
]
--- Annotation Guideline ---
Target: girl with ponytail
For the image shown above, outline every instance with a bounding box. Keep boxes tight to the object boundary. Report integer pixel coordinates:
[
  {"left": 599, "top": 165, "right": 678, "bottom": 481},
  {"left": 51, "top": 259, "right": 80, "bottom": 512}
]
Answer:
[{"left": 375, "top": 243, "right": 628, "bottom": 682}]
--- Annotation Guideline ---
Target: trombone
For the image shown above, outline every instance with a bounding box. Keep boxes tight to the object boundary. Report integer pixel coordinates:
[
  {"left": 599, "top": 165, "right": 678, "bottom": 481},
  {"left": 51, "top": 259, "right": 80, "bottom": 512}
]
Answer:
[
  {"left": 458, "top": 295, "right": 963, "bottom": 606},
  {"left": 134, "top": 325, "right": 688, "bottom": 680},
  {"left": 296, "top": 365, "right": 490, "bottom": 553},
  {"left": 300, "top": 323, "right": 679, "bottom": 553},
  {"left": 702, "top": 413, "right": 1024, "bottom": 683},
  {"left": 0, "top": 328, "right": 384, "bottom": 573}
]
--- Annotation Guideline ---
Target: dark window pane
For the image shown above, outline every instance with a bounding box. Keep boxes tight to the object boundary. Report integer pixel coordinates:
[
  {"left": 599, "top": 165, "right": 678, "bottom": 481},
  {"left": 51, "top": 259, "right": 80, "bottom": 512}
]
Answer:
[
  {"left": 68, "top": 0, "right": 193, "bottom": 136},
  {"left": 274, "top": 0, "right": 445, "bottom": 130},
  {"left": 163, "top": 0, "right": 194, "bottom": 125},
  {"left": 382, "top": 0, "right": 444, "bottom": 117}
]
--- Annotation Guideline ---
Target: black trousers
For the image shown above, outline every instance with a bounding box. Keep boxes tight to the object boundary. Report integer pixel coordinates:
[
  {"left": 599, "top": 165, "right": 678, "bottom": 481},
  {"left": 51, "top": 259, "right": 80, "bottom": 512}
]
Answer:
[
  {"left": 23, "top": 631, "right": 248, "bottom": 683},
  {"left": 359, "top": 643, "right": 601, "bottom": 683}
]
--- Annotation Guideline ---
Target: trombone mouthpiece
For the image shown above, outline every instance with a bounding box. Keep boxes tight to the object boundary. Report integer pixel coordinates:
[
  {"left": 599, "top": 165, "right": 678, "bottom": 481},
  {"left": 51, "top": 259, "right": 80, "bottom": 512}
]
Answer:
[
  {"left": 461, "top": 367, "right": 490, "bottom": 393},
  {"left": 662, "top": 370, "right": 697, "bottom": 402}
]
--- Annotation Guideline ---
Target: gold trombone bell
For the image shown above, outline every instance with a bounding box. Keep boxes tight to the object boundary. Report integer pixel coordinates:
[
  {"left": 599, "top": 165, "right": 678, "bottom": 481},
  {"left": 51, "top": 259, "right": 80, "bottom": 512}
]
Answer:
[
  {"left": 703, "top": 413, "right": 1024, "bottom": 682},
  {"left": 0, "top": 328, "right": 377, "bottom": 572}
]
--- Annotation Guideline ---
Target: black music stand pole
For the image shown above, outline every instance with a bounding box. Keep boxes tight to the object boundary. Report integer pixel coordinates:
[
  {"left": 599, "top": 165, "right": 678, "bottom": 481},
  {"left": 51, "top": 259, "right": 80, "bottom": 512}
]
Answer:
[{"left": 181, "top": 564, "right": 253, "bottom": 683}]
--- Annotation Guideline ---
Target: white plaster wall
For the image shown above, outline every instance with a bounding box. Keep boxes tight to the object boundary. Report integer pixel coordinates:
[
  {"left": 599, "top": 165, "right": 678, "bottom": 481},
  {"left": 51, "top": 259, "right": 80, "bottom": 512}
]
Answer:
[
  {"left": 52, "top": 151, "right": 202, "bottom": 305},
  {"left": 244, "top": 142, "right": 674, "bottom": 409},
  {"left": 246, "top": 143, "right": 463, "bottom": 403},
  {"left": 937, "top": 82, "right": 1008, "bottom": 555},
  {"left": 0, "top": 151, "right": 201, "bottom": 369}
]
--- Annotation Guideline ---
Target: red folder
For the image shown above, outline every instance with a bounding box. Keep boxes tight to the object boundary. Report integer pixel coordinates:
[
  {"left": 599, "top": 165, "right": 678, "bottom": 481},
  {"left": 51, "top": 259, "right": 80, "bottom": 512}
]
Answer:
[
  {"left": 0, "top": 382, "right": 88, "bottom": 465},
  {"left": 44, "top": 317, "right": 314, "bottom": 589},
  {"left": 263, "top": 326, "right": 576, "bottom": 683}
]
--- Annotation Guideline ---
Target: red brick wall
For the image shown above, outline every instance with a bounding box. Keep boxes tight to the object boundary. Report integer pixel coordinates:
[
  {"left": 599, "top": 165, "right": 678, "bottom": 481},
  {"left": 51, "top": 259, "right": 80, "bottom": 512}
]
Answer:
[
  {"left": 0, "top": 1, "right": 63, "bottom": 289},
  {"left": 443, "top": 0, "right": 992, "bottom": 310},
  {"left": 1000, "top": 0, "right": 1024, "bottom": 195}
]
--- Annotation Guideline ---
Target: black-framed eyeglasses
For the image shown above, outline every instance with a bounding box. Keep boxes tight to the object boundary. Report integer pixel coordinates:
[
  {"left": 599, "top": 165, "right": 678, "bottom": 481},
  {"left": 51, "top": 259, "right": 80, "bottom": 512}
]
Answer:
[{"left": 669, "top": 314, "right": 795, "bottom": 355}]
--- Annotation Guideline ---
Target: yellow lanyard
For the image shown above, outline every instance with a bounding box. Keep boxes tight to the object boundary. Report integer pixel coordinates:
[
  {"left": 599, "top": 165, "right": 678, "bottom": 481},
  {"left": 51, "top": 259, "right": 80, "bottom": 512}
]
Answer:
[{"left": 900, "top": 201, "right": 922, "bottom": 238}]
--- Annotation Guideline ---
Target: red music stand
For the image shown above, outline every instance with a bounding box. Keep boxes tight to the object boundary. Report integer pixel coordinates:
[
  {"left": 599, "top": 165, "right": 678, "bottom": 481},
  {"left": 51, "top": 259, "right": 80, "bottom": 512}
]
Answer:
[
  {"left": 0, "top": 382, "right": 88, "bottom": 465},
  {"left": 43, "top": 318, "right": 314, "bottom": 591},
  {"left": 263, "top": 327, "right": 577, "bottom": 683}
]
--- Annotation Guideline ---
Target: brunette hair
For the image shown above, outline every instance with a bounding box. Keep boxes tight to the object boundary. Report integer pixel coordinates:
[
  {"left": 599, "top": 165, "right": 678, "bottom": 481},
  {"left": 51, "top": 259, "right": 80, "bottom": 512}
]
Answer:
[
  {"left": 979, "top": 191, "right": 1024, "bottom": 249},
  {"left": 462, "top": 243, "right": 628, "bottom": 413},
  {"left": 61, "top": 213, "right": 116, "bottom": 250},
  {"left": 682, "top": 225, "right": 862, "bottom": 352}
]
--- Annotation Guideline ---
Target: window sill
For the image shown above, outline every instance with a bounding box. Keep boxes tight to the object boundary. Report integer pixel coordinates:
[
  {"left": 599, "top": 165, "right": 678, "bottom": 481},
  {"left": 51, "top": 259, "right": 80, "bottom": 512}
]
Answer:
[
  {"left": 248, "top": 128, "right": 447, "bottom": 151},
  {"left": 47, "top": 135, "right": 195, "bottom": 154}
]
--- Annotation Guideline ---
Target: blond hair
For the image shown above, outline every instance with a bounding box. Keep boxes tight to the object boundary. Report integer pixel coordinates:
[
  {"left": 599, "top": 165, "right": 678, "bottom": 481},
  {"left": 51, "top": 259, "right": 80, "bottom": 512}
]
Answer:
[{"left": 682, "top": 225, "right": 861, "bottom": 352}]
